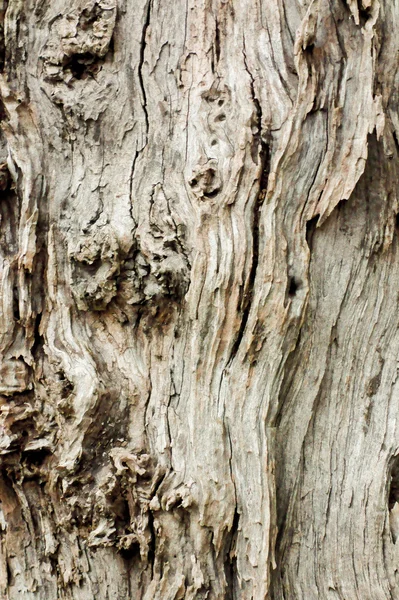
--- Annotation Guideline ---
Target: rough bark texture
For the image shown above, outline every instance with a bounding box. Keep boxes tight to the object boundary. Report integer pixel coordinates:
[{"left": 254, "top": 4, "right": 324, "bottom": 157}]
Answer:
[{"left": 0, "top": 0, "right": 398, "bottom": 598}]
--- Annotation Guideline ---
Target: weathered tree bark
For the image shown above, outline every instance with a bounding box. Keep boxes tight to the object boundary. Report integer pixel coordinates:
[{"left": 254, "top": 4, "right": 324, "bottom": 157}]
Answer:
[{"left": 0, "top": 0, "right": 398, "bottom": 598}]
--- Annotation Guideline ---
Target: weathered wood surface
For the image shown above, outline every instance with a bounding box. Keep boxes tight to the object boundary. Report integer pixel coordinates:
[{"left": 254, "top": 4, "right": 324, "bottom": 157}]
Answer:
[{"left": 0, "top": 0, "right": 399, "bottom": 598}]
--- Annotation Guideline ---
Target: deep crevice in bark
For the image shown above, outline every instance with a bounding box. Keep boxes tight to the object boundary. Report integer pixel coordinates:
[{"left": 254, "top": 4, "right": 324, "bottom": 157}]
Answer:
[
  {"left": 305, "top": 214, "right": 320, "bottom": 253},
  {"left": 227, "top": 139, "right": 270, "bottom": 365},
  {"left": 138, "top": 0, "right": 152, "bottom": 136},
  {"left": 389, "top": 456, "right": 399, "bottom": 544},
  {"left": 0, "top": 1, "right": 8, "bottom": 73},
  {"left": 225, "top": 508, "right": 239, "bottom": 600},
  {"left": 215, "top": 19, "right": 221, "bottom": 65},
  {"left": 389, "top": 457, "right": 399, "bottom": 510}
]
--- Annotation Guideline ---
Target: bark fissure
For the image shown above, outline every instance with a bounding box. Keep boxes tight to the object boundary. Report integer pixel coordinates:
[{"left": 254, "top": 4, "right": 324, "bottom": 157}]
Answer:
[
  {"left": 227, "top": 140, "right": 270, "bottom": 366},
  {"left": 227, "top": 51, "right": 271, "bottom": 366},
  {"left": 138, "top": 0, "right": 152, "bottom": 138}
]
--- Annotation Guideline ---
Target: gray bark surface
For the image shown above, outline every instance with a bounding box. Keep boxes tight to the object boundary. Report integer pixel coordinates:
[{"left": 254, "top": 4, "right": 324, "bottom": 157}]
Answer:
[{"left": 0, "top": 0, "right": 398, "bottom": 598}]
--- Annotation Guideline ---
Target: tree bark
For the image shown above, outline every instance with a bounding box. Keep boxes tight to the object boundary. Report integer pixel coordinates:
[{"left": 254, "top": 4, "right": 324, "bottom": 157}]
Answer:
[{"left": 0, "top": 0, "right": 398, "bottom": 598}]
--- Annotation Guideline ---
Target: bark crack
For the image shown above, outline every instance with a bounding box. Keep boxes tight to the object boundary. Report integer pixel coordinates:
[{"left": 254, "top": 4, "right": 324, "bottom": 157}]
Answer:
[
  {"left": 225, "top": 424, "right": 239, "bottom": 598},
  {"left": 138, "top": 0, "right": 152, "bottom": 138},
  {"left": 227, "top": 50, "right": 270, "bottom": 365}
]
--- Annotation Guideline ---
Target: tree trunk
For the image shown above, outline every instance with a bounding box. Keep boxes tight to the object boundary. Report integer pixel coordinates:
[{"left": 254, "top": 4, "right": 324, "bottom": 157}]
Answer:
[{"left": 0, "top": 0, "right": 398, "bottom": 598}]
